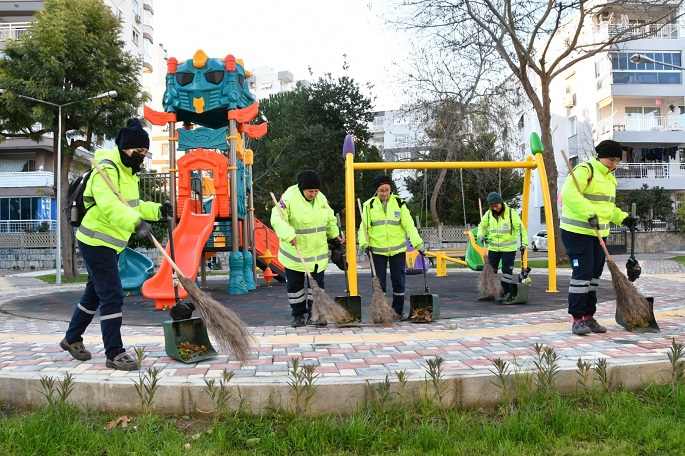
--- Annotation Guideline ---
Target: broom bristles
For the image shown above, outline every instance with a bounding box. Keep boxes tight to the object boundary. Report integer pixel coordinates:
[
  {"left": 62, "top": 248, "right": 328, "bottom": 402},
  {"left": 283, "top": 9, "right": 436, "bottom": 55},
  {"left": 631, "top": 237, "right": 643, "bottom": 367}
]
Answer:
[
  {"left": 309, "top": 280, "right": 351, "bottom": 324},
  {"left": 370, "top": 277, "right": 395, "bottom": 324},
  {"left": 177, "top": 274, "right": 255, "bottom": 363},
  {"left": 606, "top": 260, "right": 654, "bottom": 329},
  {"left": 478, "top": 262, "right": 502, "bottom": 298}
]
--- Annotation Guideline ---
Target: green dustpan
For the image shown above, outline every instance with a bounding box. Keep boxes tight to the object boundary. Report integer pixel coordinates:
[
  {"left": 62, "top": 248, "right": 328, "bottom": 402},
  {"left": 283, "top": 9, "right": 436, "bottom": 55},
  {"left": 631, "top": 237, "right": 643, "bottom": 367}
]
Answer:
[{"left": 163, "top": 317, "right": 218, "bottom": 363}]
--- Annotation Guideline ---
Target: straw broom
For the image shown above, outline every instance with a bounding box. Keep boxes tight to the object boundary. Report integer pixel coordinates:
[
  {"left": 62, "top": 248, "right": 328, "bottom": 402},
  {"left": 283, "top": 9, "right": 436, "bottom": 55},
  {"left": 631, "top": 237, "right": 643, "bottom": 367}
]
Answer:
[
  {"left": 270, "top": 193, "right": 350, "bottom": 324},
  {"left": 477, "top": 198, "right": 502, "bottom": 300},
  {"left": 357, "top": 198, "right": 396, "bottom": 324},
  {"left": 560, "top": 151, "right": 653, "bottom": 329},
  {"left": 90, "top": 159, "right": 254, "bottom": 362}
]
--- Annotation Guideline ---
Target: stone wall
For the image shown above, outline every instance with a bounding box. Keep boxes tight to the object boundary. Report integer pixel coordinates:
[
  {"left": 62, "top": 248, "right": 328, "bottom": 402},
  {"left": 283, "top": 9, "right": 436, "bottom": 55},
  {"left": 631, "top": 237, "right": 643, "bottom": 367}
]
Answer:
[
  {"left": 628, "top": 231, "right": 685, "bottom": 254},
  {"left": 0, "top": 249, "right": 56, "bottom": 271}
]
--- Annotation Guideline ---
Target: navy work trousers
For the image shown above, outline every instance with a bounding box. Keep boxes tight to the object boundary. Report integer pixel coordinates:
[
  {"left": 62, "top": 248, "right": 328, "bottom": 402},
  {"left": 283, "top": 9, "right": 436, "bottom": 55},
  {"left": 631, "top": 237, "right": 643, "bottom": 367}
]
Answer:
[
  {"left": 487, "top": 250, "right": 516, "bottom": 294},
  {"left": 561, "top": 229, "right": 605, "bottom": 319},
  {"left": 65, "top": 241, "right": 124, "bottom": 360},
  {"left": 285, "top": 266, "right": 325, "bottom": 317},
  {"left": 371, "top": 252, "right": 406, "bottom": 315}
]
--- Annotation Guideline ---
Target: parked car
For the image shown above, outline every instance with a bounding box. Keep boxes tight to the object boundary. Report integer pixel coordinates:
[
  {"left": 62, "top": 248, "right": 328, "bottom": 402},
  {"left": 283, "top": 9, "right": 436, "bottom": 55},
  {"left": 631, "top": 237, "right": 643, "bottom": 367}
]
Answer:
[{"left": 531, "top": 230, "right": 547, "bottom": 251}]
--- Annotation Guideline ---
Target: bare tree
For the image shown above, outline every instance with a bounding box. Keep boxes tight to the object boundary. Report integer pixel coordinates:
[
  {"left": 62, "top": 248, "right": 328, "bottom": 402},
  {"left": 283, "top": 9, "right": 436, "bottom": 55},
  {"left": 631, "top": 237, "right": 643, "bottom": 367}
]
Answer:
[{"left": 385, "top": 0, "right": 683, "bottom": 262}]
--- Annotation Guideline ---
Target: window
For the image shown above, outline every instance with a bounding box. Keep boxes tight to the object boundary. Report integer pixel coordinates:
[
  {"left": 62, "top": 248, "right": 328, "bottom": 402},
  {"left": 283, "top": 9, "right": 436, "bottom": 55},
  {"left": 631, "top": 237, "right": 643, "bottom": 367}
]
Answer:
[
  {"left": 0, "top": 197, "right": 51, "bottom": 232},
  {"left": 161, "top": 144, "right": 169, "bottom": 157},
  {"left": 539, "top": 206, "right": 546, "bottom": 224},
  {"left": 143, "top": 9, "right": 153, "bottom": 27},
  {"left": 611, "top": 51, "right": 682, "bottom": 84},
  {"left": 132, "top": 0, "right": 139, "bottom": 12},
  {"left": 569, "top": 116, "right": 577, "bottom": 137},
  {"left": 132, "top": 30, "right": 139, "bottom": 45},
  {"left": 625, "top": 106, "right": 660, "bottom": 130}
]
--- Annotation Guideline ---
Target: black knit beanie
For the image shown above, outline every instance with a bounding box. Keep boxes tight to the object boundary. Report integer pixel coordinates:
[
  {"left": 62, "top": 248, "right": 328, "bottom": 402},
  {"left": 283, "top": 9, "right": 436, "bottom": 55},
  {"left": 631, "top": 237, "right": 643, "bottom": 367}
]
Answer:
[
  {"left": 373, "top": 174, "right": 391, "bottom": 189},
  {"left": 115, "top": 118, "right": 150, "bottom": 150},
  {"left": 595, "top": 140, "right": 623, "bottom": 159},
  {"left": 297, "top": 170, "right": 321, "bottom": 190}
]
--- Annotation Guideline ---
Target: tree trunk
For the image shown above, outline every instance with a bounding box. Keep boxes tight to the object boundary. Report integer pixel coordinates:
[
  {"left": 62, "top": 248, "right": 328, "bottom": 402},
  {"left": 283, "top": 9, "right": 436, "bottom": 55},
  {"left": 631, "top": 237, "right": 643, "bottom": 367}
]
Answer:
[
  {"left": 61, "top": 152, "right": 79, "bottom": 278},
  {"left": 430, "top": 168, "right": 447, "bottom": 226},
  {"left": 536, "top": 81, "right": 566, "bottom": 264}
]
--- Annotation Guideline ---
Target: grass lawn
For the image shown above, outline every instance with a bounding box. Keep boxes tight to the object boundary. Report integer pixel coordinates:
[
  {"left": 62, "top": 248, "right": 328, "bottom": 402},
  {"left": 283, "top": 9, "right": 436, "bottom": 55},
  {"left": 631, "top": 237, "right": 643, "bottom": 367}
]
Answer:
[
  {"left": 1, "top": 383, "right": 685, "bottom": 455},
  {"left": 36, "top": 273, "right": 88, "bottom": 284},
  {"left": 669, "top": 256, "right": 685, "bottom": 265}
]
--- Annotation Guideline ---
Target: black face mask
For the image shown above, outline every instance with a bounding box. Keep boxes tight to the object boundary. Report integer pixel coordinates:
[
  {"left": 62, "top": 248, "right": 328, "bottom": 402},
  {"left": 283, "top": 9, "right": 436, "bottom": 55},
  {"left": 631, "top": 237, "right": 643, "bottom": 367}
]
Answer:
[{"left": 119, "top": 149, "right": 145, "bottom": 174}]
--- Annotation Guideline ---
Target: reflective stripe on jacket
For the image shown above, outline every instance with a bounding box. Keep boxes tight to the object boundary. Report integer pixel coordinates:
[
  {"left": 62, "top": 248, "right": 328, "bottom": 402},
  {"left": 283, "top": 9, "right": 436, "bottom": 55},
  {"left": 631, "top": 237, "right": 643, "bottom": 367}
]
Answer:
[
  {"left": 270, "top": 185, "right": 339, "bottom": 272},
  {"left": 560, "top": 157, "right": 627, "bottom": 237},
  {"left": 476, "top": 204, "right": 527, "bottom": 252},
  {"left": 75, "top": 147, "right": 161, "bottom": 253},
  {"left": 357, "top": 194, "right": 423, "bottom": 257}
]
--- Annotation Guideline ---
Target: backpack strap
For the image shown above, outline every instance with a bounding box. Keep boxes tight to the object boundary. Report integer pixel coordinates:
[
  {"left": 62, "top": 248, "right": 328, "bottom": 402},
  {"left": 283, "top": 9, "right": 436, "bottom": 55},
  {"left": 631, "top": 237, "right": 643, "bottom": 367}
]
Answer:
[
  {"left": 580, "top": 162, "right": 593, "bottom": 185},
  {"left": 84, "top": 159, "right": 119, "bottom": 211}
]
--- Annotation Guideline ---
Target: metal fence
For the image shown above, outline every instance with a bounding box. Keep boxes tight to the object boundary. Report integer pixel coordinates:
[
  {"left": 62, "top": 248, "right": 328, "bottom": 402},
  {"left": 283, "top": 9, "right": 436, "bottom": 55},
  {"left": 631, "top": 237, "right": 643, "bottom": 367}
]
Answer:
[{"left": 0, "top": 232, "right": 56, "bottom": 249}]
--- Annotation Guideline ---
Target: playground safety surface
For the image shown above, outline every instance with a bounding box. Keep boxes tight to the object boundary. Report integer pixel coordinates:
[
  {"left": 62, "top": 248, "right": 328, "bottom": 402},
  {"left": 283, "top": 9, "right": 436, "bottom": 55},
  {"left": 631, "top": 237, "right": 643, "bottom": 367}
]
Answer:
[{"left": 0, "top": 254, "right": 684, "bottom": 415}]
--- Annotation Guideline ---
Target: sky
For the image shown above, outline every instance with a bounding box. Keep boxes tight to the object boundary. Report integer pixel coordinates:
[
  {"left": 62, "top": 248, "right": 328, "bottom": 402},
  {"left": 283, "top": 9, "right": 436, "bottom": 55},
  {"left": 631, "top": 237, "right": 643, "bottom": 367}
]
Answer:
[{"left": 153, "top": 0, "right": 410, "bottom": 111}]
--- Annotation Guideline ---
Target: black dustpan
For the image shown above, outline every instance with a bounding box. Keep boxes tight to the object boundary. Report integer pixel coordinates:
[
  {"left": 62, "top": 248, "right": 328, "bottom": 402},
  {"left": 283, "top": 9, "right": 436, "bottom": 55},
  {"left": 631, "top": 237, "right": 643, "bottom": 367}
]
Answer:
[{"left": 409, "top": 251, "right": 440, "bottom": 322}]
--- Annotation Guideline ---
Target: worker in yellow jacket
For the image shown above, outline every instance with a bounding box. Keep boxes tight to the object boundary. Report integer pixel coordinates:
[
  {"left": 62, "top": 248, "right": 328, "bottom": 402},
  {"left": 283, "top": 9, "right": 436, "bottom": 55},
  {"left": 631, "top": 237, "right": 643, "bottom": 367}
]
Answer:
[
  {"left": 358, "top": 174, "right": 424, "bottom": 320},
  {"left": 271, "top": 170, "right": 344, "bottom": 327},
  {"left": 61, "top": 118, "right": 170, "bottom": 371},
  {"left": 476, "top": 192, "right": 528, "bottom": 303},
  {"left": 560, "top": 140, "right": 636, "bottom": 335}
]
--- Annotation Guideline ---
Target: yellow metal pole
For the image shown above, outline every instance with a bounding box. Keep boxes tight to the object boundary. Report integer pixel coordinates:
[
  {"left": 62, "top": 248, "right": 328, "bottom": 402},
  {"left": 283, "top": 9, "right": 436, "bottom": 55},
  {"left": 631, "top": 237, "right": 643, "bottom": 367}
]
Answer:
[
  {"left": 529, "top": 132, "right": 557, "bottom": 292},
  {"left": 353, "top": 161, "right": 536, "bottom": 171},
  {"left": 521, "top": 156, "right": 532, "bottom": 269},
  {"left": 343, "top": 135, "right": 358, "bottom": 295}
]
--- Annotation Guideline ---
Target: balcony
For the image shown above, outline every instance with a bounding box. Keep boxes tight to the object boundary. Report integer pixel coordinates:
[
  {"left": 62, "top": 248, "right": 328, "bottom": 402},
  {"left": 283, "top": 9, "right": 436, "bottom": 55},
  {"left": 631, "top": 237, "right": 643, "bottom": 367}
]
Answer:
[
  {"left": 0, "top": 22, "right": 31, "bottom": 47},
  {"left": 615, "top": 163, "right": 685, "bottom": 191},
  {"left": 596, "top": 114, "right": 685, "bottom": 144},
  {"left": 594, "top": 22, "right": 685, "bottom": 41}
]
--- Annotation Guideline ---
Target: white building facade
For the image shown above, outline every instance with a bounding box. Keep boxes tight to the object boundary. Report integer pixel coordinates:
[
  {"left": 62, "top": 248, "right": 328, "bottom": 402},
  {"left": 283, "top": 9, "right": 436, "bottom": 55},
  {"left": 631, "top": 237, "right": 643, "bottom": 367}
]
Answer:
[{"left": 518, "top": 3, "right": 685, "bottom": 238}]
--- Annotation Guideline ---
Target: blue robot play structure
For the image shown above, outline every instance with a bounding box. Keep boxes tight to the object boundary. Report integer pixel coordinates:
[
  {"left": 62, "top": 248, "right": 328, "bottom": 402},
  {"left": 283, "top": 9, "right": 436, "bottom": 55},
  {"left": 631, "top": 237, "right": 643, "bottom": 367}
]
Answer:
[{"left": 144, "top": 50, "right": 273, "bottom": 302}]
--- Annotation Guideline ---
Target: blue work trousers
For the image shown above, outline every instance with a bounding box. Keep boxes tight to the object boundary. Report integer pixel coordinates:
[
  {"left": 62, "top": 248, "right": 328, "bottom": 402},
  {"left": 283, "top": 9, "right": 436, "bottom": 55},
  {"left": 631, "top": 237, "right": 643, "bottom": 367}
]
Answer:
[
  {"left": 561, "top": 229, "right": 605, "bottom": 319},
  {"left": 285, "top": 266, "right": 325, "bottom": 317},
  {"left": 487, "top": 250, "right": 516, "bottom": 294},
  {"left": 371, "top": 252, "right": 406, "bottom": 315},
  {"left": 65, "top": 241, "right": 124, "bottom": 360}
]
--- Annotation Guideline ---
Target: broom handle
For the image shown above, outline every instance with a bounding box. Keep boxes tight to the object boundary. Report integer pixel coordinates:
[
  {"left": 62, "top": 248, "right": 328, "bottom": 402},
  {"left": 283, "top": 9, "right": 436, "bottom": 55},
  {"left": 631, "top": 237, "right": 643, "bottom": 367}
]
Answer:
[
  {"left": 477, "top": 198, "right": 488, "bottom": 260},
  {"left": 559, "top": 151, "right": 613, "bottom": 262},
  {"left": 269, "top": 192, "right": 315, "bottom": 279},
  {"left": 356, "top": 198, "right": 380, "bottom": 277},
  {"left": 89, "top": 158, "right": 188, "bottom": 279}
]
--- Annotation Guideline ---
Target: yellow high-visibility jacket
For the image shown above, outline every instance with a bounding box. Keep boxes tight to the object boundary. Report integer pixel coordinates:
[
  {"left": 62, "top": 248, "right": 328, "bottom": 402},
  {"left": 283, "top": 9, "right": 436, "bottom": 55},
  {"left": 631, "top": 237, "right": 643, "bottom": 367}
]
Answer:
[
  {"left": 357, "top": 194, "right": 423, "bottom": 256},
  {"left": 270, "top": 185, "right": 339, "bottom": 272},
  {"left": 76, "top": 148, "right": 160, "bottom": 253},
  {"left": 560, "top": 157, "right": 627, "bottom": 237},
  {"left": 476, "top": 204, "right": 527, "bottom": 252}
]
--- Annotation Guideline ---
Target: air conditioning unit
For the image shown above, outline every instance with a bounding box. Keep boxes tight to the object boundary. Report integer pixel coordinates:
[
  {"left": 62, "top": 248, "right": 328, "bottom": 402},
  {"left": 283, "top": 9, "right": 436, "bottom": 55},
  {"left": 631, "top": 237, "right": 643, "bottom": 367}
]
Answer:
[
  {"left": 563, "top": 93, "right": 576, "bottom": 107},
  {"left": 135, "top": 14, "right": 141, "bottom": 24}
]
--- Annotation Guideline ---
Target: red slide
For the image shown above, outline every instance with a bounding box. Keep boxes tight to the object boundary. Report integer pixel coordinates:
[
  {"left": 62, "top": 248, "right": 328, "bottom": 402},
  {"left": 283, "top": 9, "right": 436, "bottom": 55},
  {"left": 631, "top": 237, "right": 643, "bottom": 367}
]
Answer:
[
  {"left": 143, "top": 199, "right": 218, "bottom": 309},
  {"left": 253, "top": 217, "right": 285, "bottom": 282}
]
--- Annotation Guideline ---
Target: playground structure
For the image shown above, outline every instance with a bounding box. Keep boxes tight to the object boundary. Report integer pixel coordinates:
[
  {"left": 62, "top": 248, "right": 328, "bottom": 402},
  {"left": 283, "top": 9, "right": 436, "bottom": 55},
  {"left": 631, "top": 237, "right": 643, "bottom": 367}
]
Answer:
[
  {"left": 139, "top": 50, "right": 285, "bottom": 309},
  {"left": 114, "top": 49, "right": 556, "bottom": 311},
  {"left": 342, "top": 133, "right": 558, "bottom": 296}
]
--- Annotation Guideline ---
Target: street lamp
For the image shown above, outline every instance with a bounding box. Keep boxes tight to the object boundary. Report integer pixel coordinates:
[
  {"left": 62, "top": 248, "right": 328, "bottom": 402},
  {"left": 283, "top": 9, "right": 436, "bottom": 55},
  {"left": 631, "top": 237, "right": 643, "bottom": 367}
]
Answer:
[
  {"left": 0, "top": 89, "right": 117, "bottom": 283},
  {"left": 629, "top": 53, "right": 685, "bottom": 71}
]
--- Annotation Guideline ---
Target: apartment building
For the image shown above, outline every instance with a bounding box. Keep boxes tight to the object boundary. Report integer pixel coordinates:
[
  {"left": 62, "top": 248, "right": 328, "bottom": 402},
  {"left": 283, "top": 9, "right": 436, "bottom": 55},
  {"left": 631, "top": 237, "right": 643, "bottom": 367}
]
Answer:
[
  {"left": 518, "top": 3, "right": 685, "bottom": 237},
  {"left": 369, "top": 109, "right": 429, "bottom": 198},
  {"left": 0, "top": 0, "right": 154, "bottom": 232}
]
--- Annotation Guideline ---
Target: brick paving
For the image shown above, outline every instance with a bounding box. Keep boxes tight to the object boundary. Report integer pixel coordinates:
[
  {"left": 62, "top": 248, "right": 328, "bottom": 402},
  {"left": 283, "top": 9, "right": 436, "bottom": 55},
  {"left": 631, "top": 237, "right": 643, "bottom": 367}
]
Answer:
[{"left": 0, "top": 252, "right": 683, "bottom": 388}]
